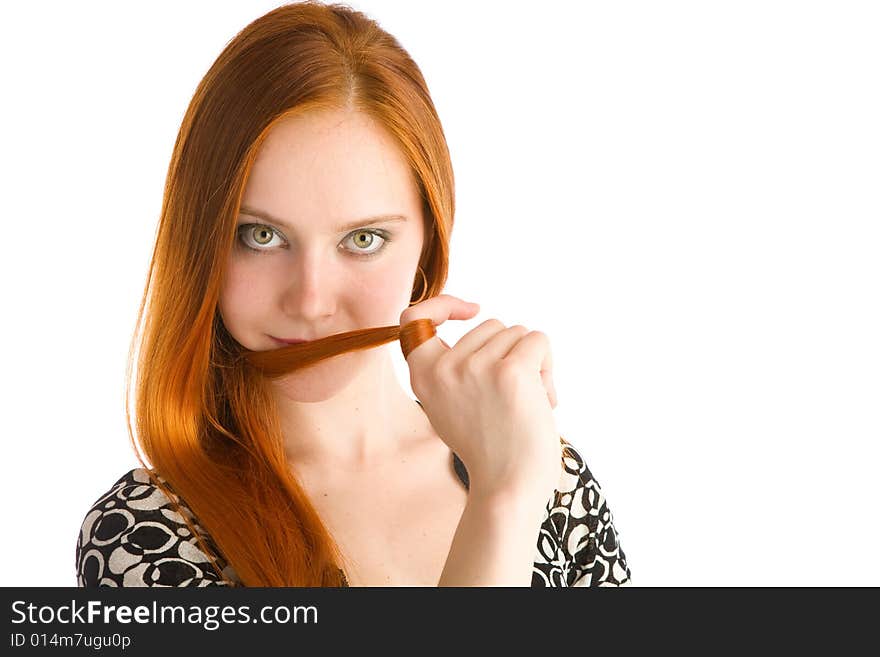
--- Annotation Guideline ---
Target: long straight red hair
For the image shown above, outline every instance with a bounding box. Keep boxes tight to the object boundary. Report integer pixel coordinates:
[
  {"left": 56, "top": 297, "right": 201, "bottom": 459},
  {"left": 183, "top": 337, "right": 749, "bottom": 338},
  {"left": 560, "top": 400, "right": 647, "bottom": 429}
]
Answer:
[{"left": 125, "top": 1, "right": 456, "bottom": 586}]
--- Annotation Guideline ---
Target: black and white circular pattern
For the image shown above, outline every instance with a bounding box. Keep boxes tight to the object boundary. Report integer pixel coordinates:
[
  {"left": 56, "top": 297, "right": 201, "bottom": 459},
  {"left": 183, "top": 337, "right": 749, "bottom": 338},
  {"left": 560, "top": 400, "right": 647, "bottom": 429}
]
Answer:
[
  {"left": 76, "top": 442, "right": 630, "bottom": 587},
  {"left": 75, "top": 468, "right": 238, "bottom": 587}
]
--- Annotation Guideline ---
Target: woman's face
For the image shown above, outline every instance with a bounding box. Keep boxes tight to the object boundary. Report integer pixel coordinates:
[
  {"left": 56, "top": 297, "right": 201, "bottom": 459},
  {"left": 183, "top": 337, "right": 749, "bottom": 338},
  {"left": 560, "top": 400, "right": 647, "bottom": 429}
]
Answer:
[{"left": 218, "top": 108, "right": 426, "bottom": 401}]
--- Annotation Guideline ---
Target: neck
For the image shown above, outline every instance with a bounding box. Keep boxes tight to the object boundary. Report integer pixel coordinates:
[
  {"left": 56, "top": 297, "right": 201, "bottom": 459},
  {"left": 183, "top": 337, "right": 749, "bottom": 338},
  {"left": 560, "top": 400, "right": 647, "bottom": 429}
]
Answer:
[{"left": 272, "top": 349, "right": 425, "bottom": 471}]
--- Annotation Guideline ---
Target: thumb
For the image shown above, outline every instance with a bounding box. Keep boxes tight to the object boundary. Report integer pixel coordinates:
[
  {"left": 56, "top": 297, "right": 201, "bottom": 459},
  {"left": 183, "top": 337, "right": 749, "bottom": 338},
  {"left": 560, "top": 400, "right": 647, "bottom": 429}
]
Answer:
[{"left": 399, "top": 294, "right": 480, "bottom": 366}]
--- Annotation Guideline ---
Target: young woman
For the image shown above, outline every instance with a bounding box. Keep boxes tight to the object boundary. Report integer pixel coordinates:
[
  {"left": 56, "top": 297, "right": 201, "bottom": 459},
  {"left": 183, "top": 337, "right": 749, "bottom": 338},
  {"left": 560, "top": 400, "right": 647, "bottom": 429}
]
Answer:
[{"left": 75, "top": 1, "right": 631, "bottom": 587}]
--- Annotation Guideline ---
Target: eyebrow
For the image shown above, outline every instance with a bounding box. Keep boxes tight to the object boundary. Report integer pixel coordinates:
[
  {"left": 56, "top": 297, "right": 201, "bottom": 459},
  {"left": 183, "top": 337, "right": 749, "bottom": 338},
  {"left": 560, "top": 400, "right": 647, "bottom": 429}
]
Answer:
[{"left": 239, "top": 205, "right": 408, "bottom": 233}]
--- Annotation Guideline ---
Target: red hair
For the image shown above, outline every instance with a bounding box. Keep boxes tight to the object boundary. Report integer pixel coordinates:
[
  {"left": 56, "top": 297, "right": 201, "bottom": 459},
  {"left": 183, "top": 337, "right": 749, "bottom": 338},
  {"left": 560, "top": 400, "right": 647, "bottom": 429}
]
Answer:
[
  {"left": 127, "top": 1, "right": 571, "bottom": 587},
  {"left": 126, "top": 1, "right": 455, "bottom": 586}
]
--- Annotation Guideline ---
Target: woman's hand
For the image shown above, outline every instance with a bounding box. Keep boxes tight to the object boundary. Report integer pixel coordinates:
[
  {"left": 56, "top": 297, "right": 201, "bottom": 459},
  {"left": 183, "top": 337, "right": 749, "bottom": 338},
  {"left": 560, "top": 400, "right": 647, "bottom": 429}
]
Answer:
[{"left": 400, "top": 294, "right": 562, "bottom": 505}]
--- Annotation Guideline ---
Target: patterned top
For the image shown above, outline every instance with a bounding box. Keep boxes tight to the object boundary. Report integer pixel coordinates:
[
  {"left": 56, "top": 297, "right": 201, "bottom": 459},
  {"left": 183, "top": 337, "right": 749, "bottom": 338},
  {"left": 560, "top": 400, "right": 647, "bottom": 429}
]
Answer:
[{"left": 76, "top": 439, "right": 631, "bottom": 587}]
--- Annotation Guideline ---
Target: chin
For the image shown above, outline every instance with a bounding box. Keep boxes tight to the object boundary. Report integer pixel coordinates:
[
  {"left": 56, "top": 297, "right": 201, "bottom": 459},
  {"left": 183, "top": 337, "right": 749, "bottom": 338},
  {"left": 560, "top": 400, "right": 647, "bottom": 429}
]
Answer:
[{"left": 269, "top": 349, "right": 369, "bottom": 402}]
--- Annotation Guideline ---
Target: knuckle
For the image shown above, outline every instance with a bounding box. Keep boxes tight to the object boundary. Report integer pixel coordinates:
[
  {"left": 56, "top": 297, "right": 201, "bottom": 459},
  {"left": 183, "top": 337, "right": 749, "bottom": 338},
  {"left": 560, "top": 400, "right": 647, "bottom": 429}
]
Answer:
[
  {"left": 481, "top": 318, "right": 505, "bottom": 331},
  {"left": 462, "top": 354, "right": 484, "bottom": 378},
  {"left": 493, "top": 359, "right": 522, "bottom": 385},
  {"left": 528, "top": 329, "right": 547, "bottom": 341},
  {"left": 527, "top": 329, "right": 549, "bottom": 347},
  {"left": 399, "top": 308, "right": 415, "bottom": 325},
  {"left": 434, "top": 353, "right": 456, "bottom": 385}
]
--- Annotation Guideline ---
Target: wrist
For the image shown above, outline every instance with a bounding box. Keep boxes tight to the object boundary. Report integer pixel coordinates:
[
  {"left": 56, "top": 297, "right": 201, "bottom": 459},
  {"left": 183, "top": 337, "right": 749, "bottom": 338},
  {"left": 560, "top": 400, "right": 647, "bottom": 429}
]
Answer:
[{"left": 466, "top": 483, "right": 551, "bottom": 517}]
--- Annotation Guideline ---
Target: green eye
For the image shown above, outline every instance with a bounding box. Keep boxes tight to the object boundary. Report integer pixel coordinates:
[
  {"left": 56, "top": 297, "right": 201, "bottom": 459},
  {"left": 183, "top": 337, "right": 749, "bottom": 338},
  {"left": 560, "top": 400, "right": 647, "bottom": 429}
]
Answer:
[
  {"left": 237, "top": 223, "right": 285, "bottom": 252},
  {"left": 343, "top": 229, "right": 390, "bottom": 257},
  {"left": 352, "top": 231, "right": 373, "bottom": 248},
  {"left": 251, "top": 226, "right": 275, "bottom": 245},
  {"left": 236, "top": 222, "right": 392, "bottom": 258}
]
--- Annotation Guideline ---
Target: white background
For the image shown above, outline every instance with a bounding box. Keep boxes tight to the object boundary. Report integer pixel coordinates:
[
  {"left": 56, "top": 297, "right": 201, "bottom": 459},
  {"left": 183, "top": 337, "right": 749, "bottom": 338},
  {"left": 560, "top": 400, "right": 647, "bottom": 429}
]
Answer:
[{"left": 1, "top": 0, "right": 877, "bottom": 586}]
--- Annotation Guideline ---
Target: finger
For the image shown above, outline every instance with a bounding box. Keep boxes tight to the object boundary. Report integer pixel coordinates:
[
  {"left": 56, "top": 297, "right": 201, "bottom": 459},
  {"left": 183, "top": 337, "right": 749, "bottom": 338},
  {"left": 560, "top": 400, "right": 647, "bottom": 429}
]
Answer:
[
  {"left": 490, "top": 328, "right": 556, "bottom": 408},
  {"left": 541, "top": 369, "right": 558, "bottom": 409},
  {"left": 446, "top": 318, "right": 510, "bottom": 359},
  {"left": 504, "top": 330, "right": 553, "bottom": 386},
  {"left": 471, "top": 324, "right": 530, "bottom": 361},
  {"left": 398, "top": 294, "right": 480, "bottom": 365}
]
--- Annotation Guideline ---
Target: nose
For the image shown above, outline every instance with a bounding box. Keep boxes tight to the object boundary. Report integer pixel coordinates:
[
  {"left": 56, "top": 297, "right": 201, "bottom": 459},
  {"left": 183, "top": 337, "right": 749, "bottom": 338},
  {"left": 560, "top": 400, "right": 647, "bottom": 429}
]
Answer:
[{"left": 279, "top": 246, "right": 336, "bottom": 321}]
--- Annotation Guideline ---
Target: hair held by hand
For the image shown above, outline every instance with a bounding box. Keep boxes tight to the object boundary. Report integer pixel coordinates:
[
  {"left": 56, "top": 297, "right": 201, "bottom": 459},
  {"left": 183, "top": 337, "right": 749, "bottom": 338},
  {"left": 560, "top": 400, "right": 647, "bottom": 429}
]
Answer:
[{"left": 239, "top": 319, "right": 438, "bottom": 377}]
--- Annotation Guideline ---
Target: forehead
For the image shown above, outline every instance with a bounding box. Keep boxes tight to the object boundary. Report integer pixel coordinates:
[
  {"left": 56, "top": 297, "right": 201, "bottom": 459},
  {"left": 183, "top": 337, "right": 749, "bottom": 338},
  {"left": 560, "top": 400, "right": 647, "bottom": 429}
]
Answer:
[{"left": 243, "top": 109, "right": 420, "bottom": 225}]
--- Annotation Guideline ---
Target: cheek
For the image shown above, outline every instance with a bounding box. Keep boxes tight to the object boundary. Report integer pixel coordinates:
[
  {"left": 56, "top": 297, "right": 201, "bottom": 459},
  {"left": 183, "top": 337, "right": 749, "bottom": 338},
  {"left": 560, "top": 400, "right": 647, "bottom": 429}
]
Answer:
[
  {"left": 347, "top": 261, "right": 413, "bottom": 316},
  {"left": 218, "top": 261, "right": 274, "bottom": 329}
]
